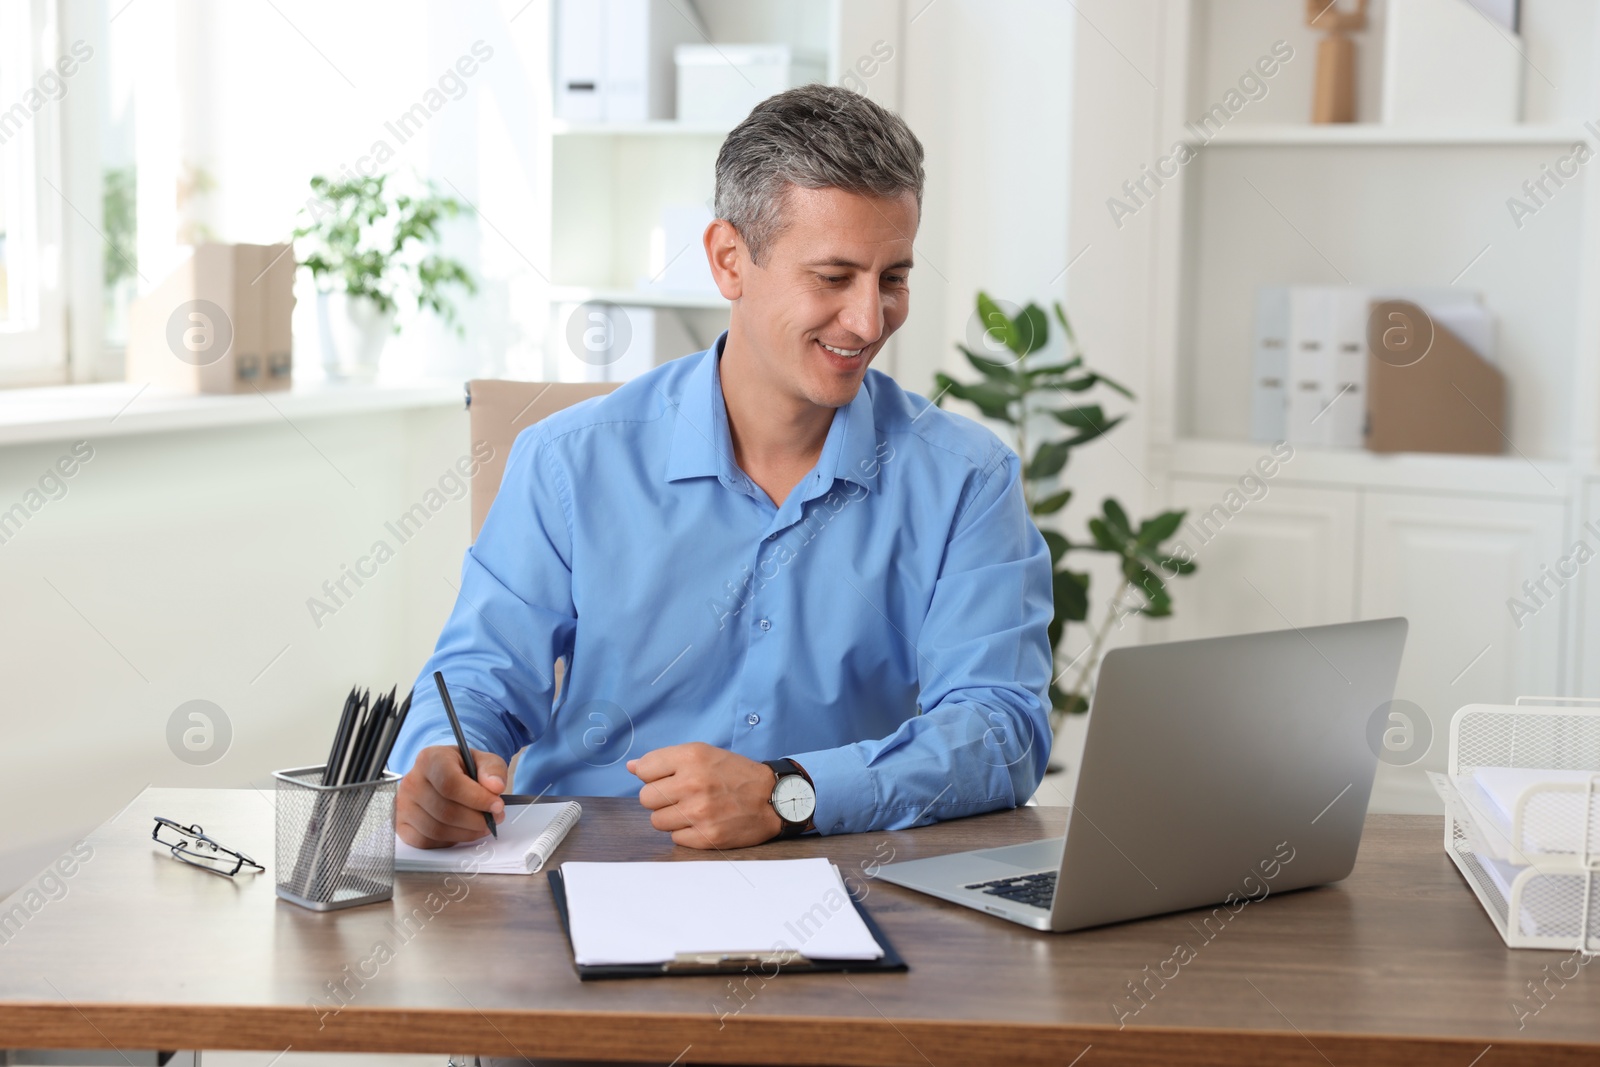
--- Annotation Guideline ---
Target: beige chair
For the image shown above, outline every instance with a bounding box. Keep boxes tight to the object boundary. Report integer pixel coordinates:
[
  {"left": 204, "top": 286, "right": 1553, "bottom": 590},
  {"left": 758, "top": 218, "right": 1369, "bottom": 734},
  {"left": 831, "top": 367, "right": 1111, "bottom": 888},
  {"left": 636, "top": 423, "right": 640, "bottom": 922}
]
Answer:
[
  {"left": 461, "top": 380, "right": 619, "bottom": 754},
  {"left": 464, "top": 380, "right": 618, "bottom": 539}
]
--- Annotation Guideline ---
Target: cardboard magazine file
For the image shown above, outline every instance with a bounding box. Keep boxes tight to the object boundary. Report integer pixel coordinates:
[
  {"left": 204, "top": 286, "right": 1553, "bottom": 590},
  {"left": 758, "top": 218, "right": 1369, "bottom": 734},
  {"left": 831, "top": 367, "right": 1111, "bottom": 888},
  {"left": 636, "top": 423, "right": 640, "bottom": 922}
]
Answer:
[
  {"left": 1364, "top": 299, "right": 1507, "bottom": 455},
  {"left": 127, "top": 243, "right": 294, "bottom": 394},
  {"left": 260, "top": 243, "right": 296, "bottom": 386}
]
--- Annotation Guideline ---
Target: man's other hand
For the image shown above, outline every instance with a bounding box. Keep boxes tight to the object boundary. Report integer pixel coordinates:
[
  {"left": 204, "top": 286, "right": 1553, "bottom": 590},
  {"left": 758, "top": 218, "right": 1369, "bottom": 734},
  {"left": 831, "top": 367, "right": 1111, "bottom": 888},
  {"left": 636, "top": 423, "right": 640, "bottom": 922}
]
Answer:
[
  {"left": 628, "top": 742, "right": 781, "bottom": 849},
  {"left": 397, "top": 745, "right": 508, "bottom": 848}
]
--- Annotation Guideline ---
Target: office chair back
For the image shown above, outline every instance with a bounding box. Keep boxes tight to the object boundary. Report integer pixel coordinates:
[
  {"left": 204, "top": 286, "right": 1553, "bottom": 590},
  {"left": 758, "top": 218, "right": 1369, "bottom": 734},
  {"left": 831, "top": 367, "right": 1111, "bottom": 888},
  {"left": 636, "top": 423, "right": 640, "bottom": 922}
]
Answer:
[{"left": 465, "top": 380, "right": 618, "bottom": 541}]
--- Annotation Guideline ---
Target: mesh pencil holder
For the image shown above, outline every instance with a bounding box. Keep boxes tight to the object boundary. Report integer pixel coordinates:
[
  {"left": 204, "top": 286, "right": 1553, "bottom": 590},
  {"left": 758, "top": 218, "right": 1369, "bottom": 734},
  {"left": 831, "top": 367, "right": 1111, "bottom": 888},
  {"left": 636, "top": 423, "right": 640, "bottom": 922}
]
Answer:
[
  {"left": 1427, "top": 698, "right": 1600, "bottom": 952},
  {"left": 274, "top": 764, "right": 401, "bottom": 911}
]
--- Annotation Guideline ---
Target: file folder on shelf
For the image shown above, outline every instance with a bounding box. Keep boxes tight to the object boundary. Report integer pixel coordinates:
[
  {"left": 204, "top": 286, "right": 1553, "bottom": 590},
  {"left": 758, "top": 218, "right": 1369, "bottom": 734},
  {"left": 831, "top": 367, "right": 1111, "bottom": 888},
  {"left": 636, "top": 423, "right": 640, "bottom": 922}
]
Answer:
[
  {"left": 1249, "top": 286, "right": 1289, "bottom": 444},
  {"left": 1285, "top": 286, "right": 1333, "bottom": 448}
]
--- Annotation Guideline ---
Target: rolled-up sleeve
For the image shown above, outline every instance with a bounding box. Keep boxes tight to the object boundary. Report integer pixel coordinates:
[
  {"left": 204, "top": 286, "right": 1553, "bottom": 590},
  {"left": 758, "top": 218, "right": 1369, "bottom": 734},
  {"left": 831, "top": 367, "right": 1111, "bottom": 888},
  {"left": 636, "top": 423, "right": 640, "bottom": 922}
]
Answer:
[
  {"left": 387, "top": 427, "right": 579, "bottom": 773},
  {"left": 791, "top": 445, "right": 1054, "bottom": 835}
]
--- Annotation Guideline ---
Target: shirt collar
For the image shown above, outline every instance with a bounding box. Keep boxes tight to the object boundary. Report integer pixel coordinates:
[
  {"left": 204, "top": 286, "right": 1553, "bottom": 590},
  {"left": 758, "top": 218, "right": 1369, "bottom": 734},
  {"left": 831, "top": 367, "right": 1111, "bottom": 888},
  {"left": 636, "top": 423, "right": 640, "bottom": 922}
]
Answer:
[
  {"left": 664, "top": 334, "right": 737, "bottom": 484},
  {"left": 833, "top": 376, "right": 880, "bottom": 493},
  {"left": 664, "top": 331, "right": 881, "bottom": 495}
]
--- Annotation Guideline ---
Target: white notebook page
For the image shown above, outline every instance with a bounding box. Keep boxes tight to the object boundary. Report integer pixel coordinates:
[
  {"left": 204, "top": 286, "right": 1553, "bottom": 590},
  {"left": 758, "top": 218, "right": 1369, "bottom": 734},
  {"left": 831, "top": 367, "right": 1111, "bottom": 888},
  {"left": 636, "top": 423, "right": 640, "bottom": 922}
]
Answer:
[
  {"left": 394, "top": 801, "right": 581, "bottom": 874},
  {"left": 560, "top": 857, "right": 884, "bottom": 966}
]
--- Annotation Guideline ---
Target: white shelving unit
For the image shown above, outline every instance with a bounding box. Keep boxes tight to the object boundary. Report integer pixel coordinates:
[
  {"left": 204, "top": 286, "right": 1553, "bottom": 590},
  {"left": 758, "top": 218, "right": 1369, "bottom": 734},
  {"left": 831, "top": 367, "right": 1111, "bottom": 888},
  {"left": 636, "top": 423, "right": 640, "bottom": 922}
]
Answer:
[
  {"left": 1199, "top": 123, "right": 1594, "bottom": 146},
  {"left": 548, "top": 285, "right": 727, "bottom": 311},
  {"left": 1138, "top": 1, "right": 1600, "bottom": 813},
  {"left": 551, "top": 120, "right": 737, "bottom": 137},
  {"left": 540, "top": 0, "right": 903, "bottom": 382}
]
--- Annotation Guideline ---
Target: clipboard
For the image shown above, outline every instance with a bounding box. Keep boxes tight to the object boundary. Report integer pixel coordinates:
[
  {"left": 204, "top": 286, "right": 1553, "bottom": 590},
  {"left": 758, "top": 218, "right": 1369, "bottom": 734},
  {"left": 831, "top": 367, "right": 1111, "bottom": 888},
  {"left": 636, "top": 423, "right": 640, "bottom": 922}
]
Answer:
[{"left": 547, "top": 868, "right": 909, "bottom": 980}]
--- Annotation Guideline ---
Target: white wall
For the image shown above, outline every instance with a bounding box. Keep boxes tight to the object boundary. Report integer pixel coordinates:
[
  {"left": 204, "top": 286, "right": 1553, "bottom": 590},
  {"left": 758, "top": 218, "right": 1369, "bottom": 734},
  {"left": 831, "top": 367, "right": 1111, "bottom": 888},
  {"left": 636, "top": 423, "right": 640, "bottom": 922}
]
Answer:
[
  {"left": 1051, "top": 0, "right": 1169, "bottom": 664},
  {"left": 896, "top": 0, "right": 1163, "bottom": 685},
  {"left": 0, "top": 406, "right": 468, "bottom": 895},
  {"left": 895, "top": 0, "right": 1076, "bottom": 396}
]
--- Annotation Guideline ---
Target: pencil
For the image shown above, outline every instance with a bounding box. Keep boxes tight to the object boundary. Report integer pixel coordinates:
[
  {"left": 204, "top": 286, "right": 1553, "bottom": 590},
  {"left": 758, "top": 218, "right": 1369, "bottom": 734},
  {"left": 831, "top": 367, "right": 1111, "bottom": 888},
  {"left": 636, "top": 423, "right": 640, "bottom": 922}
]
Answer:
[
  {"left": 433, "top": 671, "right": 497, "bottom": 839},
  {"left": 321, "top": 686, "right": 359, "bottom": 786}
]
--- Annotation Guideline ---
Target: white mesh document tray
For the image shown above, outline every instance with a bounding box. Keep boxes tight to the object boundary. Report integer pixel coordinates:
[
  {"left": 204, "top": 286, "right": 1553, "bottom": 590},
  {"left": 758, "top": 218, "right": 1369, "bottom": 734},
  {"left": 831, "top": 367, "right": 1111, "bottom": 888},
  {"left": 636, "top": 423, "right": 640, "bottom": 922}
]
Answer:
[{"left": 1427, "top": 698, "right": 1600, "bottom": 952}]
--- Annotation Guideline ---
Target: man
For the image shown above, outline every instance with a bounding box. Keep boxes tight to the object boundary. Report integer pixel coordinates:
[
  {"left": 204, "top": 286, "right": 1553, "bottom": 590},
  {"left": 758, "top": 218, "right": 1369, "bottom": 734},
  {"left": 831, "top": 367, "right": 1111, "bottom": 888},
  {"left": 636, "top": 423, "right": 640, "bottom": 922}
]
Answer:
[{"left": 390, "top": 84, "right": 1052, "bottom": 851}]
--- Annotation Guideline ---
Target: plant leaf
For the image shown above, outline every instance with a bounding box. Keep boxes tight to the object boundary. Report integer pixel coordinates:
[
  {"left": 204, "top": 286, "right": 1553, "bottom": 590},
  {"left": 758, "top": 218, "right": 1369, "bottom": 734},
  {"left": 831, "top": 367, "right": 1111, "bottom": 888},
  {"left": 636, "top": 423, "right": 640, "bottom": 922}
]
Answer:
[
  {"left": 1040, "top": 530, "right": 1069, "bottom": 567},
  {"left": 1103, "top": 499, "right": 1132, "bottom": 536},
  {"left": 1137, "top": 509, "right": 1185, "bottom": 545},
  {"left": 1033, "top": 489, "right": 1072, "bottom": 515},
  {"left": 942, "top": 379, "right": 1017, "bottom": 421},
  {"left": 975, "top": 291, "right": 1018, "bottom": 353},
  {"left": 1052, "top": 301, "right": 1078, "bottom": 346},
  {"left": 1026, "top": 440, "right": 1070, "bottom": 481},
  {"left": 1138, "top": 577, "right": 1174, "bottom": 617},
  {"left": 1050, "top": 404, "right": 1106, "bottom": 430},
  {"left": 1015, "top": 304, "right": 1050, "bottom": 356},
  {"left": 1024, "top": 355, "right": 1084, "bottom": 381},
  {"left": 1059, "top": 414, "right": 1126, "bottom": 447},
  {"left": 1055, "top": 689, "right": 1090, "bottom": 716},
  {"left": 1086, "top": 517, "right": 1122, "bottom": 553},
  {"left": 959, "top": 344, "right": 1022, "bottom": 382},
  {"left": 1059, "top": 372, "right": 1135, "bottom": 399},
  {"left": 1054, "top": 568, "right": 1090, "bottom": 623}
]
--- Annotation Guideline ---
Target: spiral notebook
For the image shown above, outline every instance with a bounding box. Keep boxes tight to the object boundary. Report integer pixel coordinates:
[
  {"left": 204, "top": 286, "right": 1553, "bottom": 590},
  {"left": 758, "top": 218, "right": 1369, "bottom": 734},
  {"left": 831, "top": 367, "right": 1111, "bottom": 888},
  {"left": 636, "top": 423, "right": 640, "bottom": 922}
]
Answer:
[{"left": 394, "top": 800, "right": 582, "bottom": 874}]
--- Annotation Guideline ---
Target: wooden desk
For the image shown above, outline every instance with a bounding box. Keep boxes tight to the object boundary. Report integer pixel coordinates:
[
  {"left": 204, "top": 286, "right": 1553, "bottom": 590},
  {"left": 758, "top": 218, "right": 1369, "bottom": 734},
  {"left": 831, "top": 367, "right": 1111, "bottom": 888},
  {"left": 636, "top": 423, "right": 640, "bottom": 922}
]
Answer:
[{"left": 0, "top": 788, "right": 1597, "bottom": 1065}]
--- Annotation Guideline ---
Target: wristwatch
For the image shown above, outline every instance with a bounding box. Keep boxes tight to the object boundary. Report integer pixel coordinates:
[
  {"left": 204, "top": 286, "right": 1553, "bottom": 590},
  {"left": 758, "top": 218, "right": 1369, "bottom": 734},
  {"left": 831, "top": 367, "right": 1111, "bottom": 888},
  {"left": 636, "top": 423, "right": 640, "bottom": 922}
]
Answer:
[{"left": 763, "top": 758, "right": 816, "bottom": 838}]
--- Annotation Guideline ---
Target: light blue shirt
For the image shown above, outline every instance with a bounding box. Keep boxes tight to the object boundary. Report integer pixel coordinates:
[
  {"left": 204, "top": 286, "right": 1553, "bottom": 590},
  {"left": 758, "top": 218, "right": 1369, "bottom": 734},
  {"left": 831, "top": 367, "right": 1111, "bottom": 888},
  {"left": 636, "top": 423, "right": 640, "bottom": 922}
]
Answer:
[{"left": 389, "top": 333, "right": 1053, "bottom": 835}]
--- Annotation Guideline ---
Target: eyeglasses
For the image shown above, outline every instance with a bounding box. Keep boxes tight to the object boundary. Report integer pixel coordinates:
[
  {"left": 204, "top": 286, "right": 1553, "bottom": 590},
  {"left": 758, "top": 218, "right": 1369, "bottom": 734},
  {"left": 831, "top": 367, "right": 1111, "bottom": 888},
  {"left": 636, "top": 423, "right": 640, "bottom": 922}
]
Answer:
[{"left": 152, "top": 817, "right": 265, "bottom": 878}]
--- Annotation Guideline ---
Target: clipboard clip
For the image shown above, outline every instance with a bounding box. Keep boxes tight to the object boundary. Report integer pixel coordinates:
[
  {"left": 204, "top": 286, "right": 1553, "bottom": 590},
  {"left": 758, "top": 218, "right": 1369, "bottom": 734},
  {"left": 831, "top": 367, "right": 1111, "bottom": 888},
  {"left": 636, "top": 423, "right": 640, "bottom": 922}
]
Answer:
[{"left": 664, "top": 948, "right": 807, "bottom": 973}]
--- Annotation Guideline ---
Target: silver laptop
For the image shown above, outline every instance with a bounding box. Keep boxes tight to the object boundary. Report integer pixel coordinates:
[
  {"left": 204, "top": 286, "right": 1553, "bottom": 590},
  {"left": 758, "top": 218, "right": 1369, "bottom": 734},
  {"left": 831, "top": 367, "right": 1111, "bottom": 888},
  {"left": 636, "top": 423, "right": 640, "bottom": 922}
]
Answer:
[{"left": 876, "top": 618, "right": 1408, "bottom": 931}]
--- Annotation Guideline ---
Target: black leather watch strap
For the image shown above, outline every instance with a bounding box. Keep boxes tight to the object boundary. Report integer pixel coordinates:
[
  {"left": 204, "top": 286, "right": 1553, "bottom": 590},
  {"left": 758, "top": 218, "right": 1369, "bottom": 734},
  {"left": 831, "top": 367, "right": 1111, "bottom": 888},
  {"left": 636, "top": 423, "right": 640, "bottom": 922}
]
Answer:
[{"left": 764, "top": 758, "right": 815, "bottom": 838}]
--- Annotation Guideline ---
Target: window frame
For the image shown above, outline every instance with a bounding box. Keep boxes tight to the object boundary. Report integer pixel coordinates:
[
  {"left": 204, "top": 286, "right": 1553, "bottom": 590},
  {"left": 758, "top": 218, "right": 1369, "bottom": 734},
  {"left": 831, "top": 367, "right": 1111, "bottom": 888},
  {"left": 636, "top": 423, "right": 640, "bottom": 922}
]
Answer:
[{"left": 0, "top": 0, "right": 70, "bottom": 386}]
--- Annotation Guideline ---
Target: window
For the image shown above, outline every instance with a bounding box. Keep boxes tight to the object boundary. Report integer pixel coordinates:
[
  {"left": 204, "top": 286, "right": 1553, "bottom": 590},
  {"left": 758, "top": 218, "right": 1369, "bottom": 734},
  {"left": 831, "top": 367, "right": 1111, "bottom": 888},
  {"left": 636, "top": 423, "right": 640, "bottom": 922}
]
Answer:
[{"left": 0, "top": 0, "right": 68, "bottom": 384}]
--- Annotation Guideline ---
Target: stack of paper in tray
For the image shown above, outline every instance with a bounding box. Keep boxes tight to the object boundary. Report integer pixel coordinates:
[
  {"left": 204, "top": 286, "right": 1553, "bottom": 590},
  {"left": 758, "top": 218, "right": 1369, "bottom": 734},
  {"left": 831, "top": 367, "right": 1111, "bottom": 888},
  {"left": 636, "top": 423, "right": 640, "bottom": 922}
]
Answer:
[{"left": 1458, "top": 767, "right": 1600, "bottom": 935}]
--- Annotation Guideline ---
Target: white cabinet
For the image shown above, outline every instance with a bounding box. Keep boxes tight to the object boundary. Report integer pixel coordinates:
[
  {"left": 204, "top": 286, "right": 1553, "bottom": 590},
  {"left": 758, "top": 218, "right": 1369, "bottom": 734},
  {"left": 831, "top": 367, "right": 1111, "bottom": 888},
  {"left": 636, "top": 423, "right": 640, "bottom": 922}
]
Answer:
[
  {"left": 1150, "top": 473, "right": 1570, "bottom": 813},
  {"left": 1569, "top": 479, "right": 1600, "bottom": 695},
  {"left": 1150, "top": 479, "right": 1358, "bottom": 643},
  {"left": 1359, "top": 492, "right": 1567, "bottom": 811},
  {"left": 1360, "top": 491, "right": 1566, "bottom": 714}
]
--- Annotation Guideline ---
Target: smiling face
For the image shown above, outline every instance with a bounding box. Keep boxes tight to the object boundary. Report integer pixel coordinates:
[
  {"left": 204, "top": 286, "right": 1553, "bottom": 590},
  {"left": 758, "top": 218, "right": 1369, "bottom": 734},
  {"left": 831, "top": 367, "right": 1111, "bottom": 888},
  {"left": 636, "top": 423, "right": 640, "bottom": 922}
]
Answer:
[{"left": 709, "top": 184, "right": 917, "bottom": 412}]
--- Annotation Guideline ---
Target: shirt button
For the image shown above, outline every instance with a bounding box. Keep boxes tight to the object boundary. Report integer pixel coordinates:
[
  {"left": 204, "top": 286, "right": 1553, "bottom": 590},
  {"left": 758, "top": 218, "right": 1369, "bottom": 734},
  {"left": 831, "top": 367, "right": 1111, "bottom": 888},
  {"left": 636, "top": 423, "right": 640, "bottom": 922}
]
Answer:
[
  {"left": 758, "top": 618, "right": 772, "bottom": 631},
  {"left": 746, "top": 712, "right": 761, "bottom": 725}
]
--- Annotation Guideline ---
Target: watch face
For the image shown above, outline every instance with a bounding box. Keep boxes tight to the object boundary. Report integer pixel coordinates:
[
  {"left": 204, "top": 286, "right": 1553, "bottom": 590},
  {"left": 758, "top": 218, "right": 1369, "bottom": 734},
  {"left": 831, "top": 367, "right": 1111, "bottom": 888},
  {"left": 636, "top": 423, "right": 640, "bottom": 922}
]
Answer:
[{"left": 771, "top": 773, "right": 816, "bottom": 823}]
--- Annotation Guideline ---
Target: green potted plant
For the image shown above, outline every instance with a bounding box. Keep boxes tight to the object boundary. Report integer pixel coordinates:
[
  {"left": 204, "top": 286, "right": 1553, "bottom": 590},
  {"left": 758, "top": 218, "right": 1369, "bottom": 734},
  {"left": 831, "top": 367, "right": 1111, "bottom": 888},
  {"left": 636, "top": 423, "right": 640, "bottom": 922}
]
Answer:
[
  {"left": 935, "top": 294, "right": 1196, "bottom": 755},
  {"left": 293, "top": 171, "right": 477, "bottom": 380}
]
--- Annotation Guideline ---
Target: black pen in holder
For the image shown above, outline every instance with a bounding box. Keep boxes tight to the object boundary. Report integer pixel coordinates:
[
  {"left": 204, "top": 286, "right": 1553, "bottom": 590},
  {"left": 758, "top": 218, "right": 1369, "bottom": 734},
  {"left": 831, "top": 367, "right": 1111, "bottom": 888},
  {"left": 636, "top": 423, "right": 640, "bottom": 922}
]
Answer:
[{"left": 275, "top": 764, "right": 400, "bottom": 911}]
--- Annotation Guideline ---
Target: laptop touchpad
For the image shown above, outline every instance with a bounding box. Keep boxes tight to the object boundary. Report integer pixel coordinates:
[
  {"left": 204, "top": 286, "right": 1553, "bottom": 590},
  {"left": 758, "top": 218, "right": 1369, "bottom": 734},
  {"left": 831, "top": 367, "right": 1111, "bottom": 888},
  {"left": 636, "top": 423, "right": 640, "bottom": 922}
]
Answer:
[{"left": 971, "top": 839, "right": 1064, "bottom": 871}]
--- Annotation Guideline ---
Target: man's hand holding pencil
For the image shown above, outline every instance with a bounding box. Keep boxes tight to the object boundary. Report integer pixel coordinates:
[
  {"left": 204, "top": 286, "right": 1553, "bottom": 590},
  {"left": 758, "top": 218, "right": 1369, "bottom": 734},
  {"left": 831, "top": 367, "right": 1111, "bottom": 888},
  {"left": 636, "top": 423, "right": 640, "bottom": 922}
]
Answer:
[{"left": 396, "top": 743, "right": 509, "bottom": 848}]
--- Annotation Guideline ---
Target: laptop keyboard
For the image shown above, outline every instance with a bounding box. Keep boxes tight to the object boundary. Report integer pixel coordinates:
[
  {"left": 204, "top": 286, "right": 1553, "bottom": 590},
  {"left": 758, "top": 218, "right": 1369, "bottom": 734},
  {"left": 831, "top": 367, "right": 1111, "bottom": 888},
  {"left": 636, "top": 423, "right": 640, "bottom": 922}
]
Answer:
[{"left": 965, "top": 870, "right": 1056, "bottom": 909}]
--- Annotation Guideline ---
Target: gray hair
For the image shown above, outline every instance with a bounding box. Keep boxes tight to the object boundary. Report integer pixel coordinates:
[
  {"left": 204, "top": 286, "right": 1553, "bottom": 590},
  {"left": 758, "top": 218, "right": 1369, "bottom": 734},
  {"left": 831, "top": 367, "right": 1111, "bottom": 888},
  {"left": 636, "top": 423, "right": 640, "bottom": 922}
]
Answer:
[{"left": 714, "top": 83, "right": 925, "bottom": 265}]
